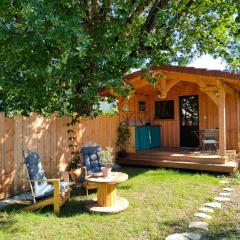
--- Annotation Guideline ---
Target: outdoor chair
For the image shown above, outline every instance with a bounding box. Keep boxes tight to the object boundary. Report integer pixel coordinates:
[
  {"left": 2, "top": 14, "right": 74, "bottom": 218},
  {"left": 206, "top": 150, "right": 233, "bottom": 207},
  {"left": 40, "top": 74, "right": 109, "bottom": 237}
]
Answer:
[
  {"left": 202, "top": 129, "right": 219, "bottom": 153},
  {"left": 80, "top": 145, "right": 102, "bottom": 195},
  {"left": 23, "top": 152, "right": 71, "bottom": 216}
]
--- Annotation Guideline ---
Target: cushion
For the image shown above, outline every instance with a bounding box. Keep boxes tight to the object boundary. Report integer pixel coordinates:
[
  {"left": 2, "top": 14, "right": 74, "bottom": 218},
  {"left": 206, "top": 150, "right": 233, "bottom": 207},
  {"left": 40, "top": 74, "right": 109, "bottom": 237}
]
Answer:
[
  {"left": 25, "top": 152, "right": 70, "bottom": 200},
  {"left": 25, "top": 152, "right": 46, "bottom": 180},
  {"left": 81, "top": 146, "right": 102, "bottom": 174},
  {"left": 35, "top": 182, "right": 70, "bottom": 200},
  {"left": 203, "top": 139, "right": 218, "bottom": 144},
  {"left": 25, "top": 152, "right": 48, "bottom": 196}
]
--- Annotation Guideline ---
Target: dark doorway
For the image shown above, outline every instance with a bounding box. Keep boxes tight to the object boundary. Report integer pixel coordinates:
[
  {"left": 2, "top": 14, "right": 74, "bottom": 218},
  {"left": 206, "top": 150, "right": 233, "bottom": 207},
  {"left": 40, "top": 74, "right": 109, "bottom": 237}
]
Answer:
[{"left": 179, "top": 95, "right": 199, "bottom": 147}]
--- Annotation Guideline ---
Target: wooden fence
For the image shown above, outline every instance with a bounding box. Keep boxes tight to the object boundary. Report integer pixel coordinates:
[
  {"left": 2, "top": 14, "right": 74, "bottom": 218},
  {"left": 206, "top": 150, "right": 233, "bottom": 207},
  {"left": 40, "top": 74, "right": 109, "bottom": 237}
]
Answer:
[{"left": 0, "top": 113, "right": 119, "bottom": 199}]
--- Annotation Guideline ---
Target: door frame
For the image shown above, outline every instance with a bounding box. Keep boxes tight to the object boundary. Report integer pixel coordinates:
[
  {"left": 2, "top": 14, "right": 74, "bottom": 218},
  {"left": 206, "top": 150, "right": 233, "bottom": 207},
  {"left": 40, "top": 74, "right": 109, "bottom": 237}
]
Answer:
[{"left": 179, "top": 95, "right": 200, "bottom": 148}]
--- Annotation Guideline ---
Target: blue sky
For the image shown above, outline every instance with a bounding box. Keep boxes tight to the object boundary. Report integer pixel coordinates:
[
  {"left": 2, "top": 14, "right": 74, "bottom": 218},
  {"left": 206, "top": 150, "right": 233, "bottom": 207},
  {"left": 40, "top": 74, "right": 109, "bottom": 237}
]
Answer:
[{"left": 188, "top": 54, "right": 226, "bottom": 70}]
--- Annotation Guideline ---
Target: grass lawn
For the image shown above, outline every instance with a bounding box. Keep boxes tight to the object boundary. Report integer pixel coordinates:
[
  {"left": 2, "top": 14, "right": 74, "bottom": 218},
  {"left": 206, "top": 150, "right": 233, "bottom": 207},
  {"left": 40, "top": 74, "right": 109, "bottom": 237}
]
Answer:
[{"left": 0, "top": 166, "right": 234, "bottom": 240}]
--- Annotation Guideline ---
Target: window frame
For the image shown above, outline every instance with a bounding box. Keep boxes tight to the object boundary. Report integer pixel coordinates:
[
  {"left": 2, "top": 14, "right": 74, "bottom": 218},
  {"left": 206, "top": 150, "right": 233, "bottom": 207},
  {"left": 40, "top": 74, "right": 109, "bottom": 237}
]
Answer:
[
  {"left": 154, "top": 100, "right": 175, "bottom": 120},
  {"left": 138, "top": 101, "right": 146, "bottom": 112}
]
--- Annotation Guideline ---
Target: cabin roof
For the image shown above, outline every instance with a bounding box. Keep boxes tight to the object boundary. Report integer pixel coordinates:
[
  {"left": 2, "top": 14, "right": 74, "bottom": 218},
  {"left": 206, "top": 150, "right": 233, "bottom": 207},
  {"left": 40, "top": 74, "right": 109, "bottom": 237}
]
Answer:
[
  {"left": 124, "top": 65, "right": 240, "bottom": 81},
  {"left": 100, "top": 65, "right": 240, "bottom": 98}
]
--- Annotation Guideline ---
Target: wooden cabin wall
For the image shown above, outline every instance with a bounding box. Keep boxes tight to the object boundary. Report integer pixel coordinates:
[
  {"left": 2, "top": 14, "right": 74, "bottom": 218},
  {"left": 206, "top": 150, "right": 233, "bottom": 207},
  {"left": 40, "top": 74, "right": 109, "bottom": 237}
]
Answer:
[
  {"left": 121, "top": 81, "right": 239, "bottom": 151},
  {"left": 151, "top": 82, "right": 200, "bottom": 148},
  {"left": 151, "top": 82, "right": 238, "bottom": 150},
  {"left": 119, "top": 93, "right": 151, "bottom": 125},
  {"left": 237, "top": 92, "right": 240, "bottom": 152}
]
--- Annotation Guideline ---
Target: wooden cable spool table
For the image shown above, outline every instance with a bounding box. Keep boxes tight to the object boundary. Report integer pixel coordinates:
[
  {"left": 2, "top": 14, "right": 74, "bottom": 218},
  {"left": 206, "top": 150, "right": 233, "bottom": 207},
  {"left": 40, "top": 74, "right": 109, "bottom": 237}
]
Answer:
[{"left": 85, "top": 172, "right": 129, "bottom": 213}]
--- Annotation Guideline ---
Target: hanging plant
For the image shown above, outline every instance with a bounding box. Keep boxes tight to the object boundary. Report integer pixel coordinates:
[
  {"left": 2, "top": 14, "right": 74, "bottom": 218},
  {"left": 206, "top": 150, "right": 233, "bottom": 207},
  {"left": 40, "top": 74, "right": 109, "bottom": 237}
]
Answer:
[
  {"left": 116, "top": 122, "right": 131, "bottom": 158},
  {"left": 67, "top": 116, "right": 82, "bottom": 182}
]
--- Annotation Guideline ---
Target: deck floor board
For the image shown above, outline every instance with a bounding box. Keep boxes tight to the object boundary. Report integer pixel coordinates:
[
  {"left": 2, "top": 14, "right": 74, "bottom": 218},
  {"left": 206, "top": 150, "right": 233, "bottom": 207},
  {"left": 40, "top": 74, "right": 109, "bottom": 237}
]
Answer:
[{"left": 117, "top": 148, "right": 239, "bottom": 173}]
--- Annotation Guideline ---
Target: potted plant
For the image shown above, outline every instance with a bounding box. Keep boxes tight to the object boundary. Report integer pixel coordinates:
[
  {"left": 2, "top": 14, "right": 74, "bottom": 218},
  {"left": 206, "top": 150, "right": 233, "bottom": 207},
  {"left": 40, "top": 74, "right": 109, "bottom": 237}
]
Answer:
[
  {"left": 116, "top": 122, "right": 131, "bottom": 158},
  {"left": 68, "top": 152, "right": 82, "bottom": 182},
  {"left": 99, "top": 147, "right": 114, "bottom": 178}
]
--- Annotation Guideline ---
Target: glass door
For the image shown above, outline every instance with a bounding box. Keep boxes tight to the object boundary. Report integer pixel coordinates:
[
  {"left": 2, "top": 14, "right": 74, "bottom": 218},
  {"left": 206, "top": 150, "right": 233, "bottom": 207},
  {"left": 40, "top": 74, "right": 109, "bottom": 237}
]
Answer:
[{"left": 179, "top": 95, "right": 199, "bottom": 147}]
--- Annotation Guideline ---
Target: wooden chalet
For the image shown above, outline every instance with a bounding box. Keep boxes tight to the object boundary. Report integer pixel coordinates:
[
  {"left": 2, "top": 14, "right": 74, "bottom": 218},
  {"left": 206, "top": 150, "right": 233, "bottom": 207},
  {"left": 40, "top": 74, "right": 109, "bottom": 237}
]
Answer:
[{"left": 102, "top": 65, "right": 240, "bottom": 173}]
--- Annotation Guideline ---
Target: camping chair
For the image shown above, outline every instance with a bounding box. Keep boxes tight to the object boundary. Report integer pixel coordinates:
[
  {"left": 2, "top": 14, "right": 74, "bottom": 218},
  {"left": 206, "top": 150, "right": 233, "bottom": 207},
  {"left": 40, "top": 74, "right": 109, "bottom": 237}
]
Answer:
[
  {"left": 23, "top": 152, "right": 71, "bottom": 216},
  {"left": 79, "top": 145, "right": 102, "bottom": 195},
  {"left": 202, "top": 129, "right": 219, "bottom": 154}
]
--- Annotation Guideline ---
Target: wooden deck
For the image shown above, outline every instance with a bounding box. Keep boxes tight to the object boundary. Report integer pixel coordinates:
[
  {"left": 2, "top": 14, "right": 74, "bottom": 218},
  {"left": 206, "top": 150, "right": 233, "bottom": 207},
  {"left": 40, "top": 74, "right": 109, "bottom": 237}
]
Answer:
[{"left": 116, "top": 148, "right": 239, "bottom": 173}]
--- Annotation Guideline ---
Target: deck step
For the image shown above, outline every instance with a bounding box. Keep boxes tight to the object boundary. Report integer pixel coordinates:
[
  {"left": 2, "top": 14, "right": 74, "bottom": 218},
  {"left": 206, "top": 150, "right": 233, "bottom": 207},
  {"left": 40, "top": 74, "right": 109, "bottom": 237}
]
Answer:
[
  {"left": 125, "top": 153, "right": 226, "bottom": 164},
  {"left": 116, "top": 158, "right": 238, "bottom": 173}
]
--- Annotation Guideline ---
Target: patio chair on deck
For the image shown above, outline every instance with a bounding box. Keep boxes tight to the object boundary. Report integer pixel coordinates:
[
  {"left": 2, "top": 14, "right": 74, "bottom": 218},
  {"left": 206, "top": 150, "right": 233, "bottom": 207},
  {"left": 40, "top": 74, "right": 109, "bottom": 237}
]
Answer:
[
  {"left": 80, "top": 145, "right": 102, "bottom": 195},
  {"left": 202, "top": 129, "right": 219, "bottom": 153},
  {"left": 23, "top": 152, "right": 71, "bottom": 216}
]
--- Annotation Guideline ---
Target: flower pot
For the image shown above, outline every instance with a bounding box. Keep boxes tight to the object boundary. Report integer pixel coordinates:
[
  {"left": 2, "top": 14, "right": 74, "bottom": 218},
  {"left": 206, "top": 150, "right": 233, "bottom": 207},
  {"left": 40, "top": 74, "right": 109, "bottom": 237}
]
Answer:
[
  {"left": 101, "top": 167, "right": 112, "bottom": 178},
  {"left": 70, "top": 168, "right": 82, "bottom": 182}
]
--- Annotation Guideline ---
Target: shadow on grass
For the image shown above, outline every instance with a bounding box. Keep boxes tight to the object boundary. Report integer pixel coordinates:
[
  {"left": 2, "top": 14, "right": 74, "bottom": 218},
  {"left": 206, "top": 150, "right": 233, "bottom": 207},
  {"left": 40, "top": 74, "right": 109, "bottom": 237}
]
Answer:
[
  {"left": 0, "top": 185, "right": 88, "bottom": 217},
  {"left": 0, "top": 166, "right": 227, "bottom": 220},
  {"left": 0, "top": 212, "right": 15, "bottom": 230}
]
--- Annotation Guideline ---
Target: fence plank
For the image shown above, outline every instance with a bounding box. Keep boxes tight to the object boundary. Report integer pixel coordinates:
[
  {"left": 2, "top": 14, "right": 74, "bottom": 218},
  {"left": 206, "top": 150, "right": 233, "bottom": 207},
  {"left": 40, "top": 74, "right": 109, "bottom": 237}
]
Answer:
[
  {"left": 50, "top": 114, "right": 57, "bottom": 173},
  {"left": 13, "top": 116, "right": 23, "bottom": 194},
  {"left": 0, "top": 113, "right": 5, "bottom": 199},
  {"left": 4, "top": 117, "right": 14, "bottom": 197}
]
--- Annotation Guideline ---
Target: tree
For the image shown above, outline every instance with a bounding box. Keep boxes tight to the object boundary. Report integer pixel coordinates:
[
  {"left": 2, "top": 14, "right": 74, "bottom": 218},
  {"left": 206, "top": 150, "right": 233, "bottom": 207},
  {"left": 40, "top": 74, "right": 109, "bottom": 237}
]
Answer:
[{"left": 0, "top": 0, "right": 239, "bottom": 116}]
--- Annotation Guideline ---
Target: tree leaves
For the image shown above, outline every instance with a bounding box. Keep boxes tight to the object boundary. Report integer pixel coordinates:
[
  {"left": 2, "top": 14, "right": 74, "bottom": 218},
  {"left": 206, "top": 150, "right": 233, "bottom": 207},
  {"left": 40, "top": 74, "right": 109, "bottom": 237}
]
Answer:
[{"left": 0, "top": 0, "right": 239, "bottom": 116}]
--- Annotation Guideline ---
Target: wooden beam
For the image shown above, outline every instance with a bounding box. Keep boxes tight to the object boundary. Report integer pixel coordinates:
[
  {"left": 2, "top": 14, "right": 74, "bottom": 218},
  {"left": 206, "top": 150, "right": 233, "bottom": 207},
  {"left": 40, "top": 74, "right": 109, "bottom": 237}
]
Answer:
[
  {"left": 156, "top": 78, "right": 180, "bottom": 99},
  {"left": 223, "top": 82, "right": 234, "bottom": 95},
  {"left": 236, "top": 92, "right": 240, "bottom": 152},
  {"left": 203, "top": 91, "right": 219, "bottom": 106},
  {"left": 218, "top": 87, "right": 226, "bottom": 157},
  {"left": 200, "top": 86, "right": 219, "bottom": 92},
  {"left": 198, "top": 81, "right": 219, "bottom": 106},
  {"left": 159, "top": 78, "right": 167, "bottom": 98},
  {"left": 118, "top": 95, "right": 133, "bottom": 112},
  {"left": 165, "top": 79, "right": 180, "bottom": 93}
]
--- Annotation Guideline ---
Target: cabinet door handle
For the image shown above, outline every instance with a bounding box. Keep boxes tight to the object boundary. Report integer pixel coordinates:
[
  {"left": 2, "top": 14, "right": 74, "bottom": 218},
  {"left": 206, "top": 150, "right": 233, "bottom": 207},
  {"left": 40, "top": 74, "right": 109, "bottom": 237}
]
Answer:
[{"left": 149, "top": 130, "right": 151, "bottom": 144}]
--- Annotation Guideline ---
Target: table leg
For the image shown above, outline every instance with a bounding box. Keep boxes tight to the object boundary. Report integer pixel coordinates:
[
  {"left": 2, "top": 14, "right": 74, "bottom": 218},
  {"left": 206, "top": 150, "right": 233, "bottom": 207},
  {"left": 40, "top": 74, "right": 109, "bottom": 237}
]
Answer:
[{"left": 97, "top": 184, "right": 116, "bottom": 207}]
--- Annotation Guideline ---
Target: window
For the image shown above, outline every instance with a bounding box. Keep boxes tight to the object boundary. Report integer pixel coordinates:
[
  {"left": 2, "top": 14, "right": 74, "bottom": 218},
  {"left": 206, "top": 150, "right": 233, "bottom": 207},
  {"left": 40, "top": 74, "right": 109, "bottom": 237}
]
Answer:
[
  {"left": 155, "top": 100, "right": 174, "bottom": 119},
  {"left": 138, "top": 101, "right": 146, "bottom": 111}
]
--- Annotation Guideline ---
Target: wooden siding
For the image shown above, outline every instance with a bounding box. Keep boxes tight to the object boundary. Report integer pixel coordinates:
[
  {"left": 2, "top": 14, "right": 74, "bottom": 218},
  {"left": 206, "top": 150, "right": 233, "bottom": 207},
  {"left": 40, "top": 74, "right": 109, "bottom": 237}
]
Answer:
[
  {"left": 0, "top": 114, "right": 119, "bottom": 199},
  {"left": 120, "top": 81, "right": 239, "bottom": 151}
]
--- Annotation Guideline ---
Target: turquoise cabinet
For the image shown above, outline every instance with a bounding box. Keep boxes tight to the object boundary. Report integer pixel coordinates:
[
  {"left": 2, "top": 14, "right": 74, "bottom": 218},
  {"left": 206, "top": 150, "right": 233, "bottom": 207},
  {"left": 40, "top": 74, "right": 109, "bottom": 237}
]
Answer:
[
  {"left": 150, "top": 126, "right": 161, "bottom": 148},
  {"left": 135, "top": 128, "right": 141, "bottom": 151},
  {"left": 135, "top": 126, "right": 161, "bottom": 151}
]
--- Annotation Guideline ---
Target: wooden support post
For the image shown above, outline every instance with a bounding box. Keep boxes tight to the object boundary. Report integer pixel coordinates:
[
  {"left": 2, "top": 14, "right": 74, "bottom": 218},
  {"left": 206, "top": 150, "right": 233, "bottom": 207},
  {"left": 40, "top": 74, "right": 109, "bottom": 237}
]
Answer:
[
  {"left": 53, "top": 180, "right": 60, "bottom": 216},
  {"left": 237, "top": 92, "right": 240, "bottom": 152},
  {"left": 218, "top": 87, "right": 226, "bottom": 157}
]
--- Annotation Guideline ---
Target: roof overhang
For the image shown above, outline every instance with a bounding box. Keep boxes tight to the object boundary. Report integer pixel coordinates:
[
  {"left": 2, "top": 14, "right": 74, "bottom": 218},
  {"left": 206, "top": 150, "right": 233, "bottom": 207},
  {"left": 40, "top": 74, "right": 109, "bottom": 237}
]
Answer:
[{"left": 99, "top": 65, "right": 240, "bottom": 98}]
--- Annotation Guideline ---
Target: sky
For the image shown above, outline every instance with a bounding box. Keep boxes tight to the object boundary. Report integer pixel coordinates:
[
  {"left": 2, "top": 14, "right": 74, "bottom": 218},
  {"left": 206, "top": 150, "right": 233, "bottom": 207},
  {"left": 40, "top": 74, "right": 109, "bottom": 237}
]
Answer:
[{"left": 188, "top": 54, "right": 226, "bottom": 70}]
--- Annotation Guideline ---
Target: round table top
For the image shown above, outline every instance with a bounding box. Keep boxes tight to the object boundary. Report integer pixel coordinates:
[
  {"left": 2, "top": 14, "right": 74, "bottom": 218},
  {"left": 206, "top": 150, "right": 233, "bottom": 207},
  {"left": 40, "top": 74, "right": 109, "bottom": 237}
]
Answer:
[{"left": 85, "top": 172, "right": 128, "bottom": 185}]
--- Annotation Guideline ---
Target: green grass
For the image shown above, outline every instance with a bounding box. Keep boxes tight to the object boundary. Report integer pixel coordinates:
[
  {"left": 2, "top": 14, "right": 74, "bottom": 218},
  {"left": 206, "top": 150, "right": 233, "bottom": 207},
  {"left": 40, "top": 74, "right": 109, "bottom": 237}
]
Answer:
[{"left": 0, "top": 167, "right": 223, "bottom": 240}]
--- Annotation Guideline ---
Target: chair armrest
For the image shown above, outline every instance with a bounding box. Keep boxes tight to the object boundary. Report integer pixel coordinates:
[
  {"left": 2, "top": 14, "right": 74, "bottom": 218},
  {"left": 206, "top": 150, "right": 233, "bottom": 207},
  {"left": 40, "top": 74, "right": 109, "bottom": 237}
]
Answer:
[
  {"left": 44, "top": 171, "right": 60, "bottom": 179},
  {"left": 61, "top": 172, "right": 70, "bottom": 182},
  {"left": 79, "top": 166, "right": 87, "bottom": 177},
  {"left": 29, "top": 178, "right": 60, "bottom": 183}
]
